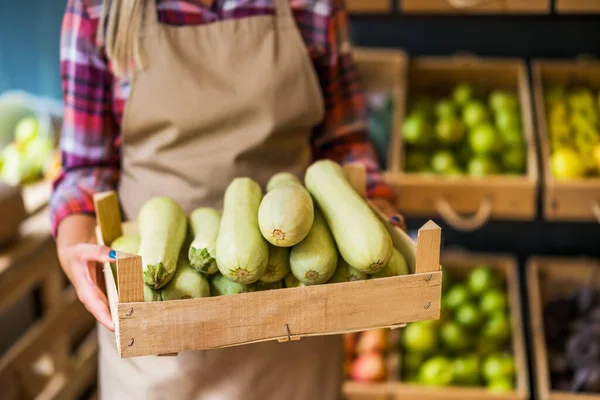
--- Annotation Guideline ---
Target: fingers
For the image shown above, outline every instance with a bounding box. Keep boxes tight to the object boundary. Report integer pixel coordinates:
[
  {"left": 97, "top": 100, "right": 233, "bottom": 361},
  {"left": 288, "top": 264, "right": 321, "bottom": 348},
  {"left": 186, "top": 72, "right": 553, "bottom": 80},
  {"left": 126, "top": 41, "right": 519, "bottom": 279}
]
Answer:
[
  {"left": 72, "top": 259, "right": 114, "bottom": 331},
  {"left": 75, "top": 243, "right": 115, "bottom": 264}
]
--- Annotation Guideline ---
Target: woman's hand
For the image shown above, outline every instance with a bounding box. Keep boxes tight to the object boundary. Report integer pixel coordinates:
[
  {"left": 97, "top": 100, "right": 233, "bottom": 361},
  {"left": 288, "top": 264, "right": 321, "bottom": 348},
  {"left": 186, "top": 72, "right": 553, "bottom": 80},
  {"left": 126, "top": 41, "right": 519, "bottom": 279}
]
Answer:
[
  {"left": 56, "top": 214, "right": 115, "bottom": 331},
  {"left": 370, "top": 198, "right": 407, "bottom": 232}
]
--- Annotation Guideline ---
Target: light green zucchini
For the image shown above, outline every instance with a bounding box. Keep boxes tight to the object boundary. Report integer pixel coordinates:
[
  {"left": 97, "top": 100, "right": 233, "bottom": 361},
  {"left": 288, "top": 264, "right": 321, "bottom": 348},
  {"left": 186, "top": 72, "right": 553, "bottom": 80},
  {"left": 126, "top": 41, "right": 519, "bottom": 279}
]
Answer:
[
  {"left": 109, "top": 234, "right": 160, "bottom": 302},
  {"left": 210, "top": 273, "right": 253, "bottom": 296},
  {"left": 284, "top": 273, "right": 306, "bottom": 288},
  {"left": 289, "top": 208, "right": 338, "bottom": 285},
  {"left": 216, "top": 178, "right": 269, "bottom": 284},
  {"left": 188, "top": 207, "right": 221, "bottom": 274},
  {"left": 137, "top": 197, "right": 187, "bottom": 289},
  {"left": 371, "top": 248, "right": 409, "bottom": 279},
  {"left": 259, "top": 244, "right": 291, "bottom": 283},
  {"left": 161, "top": 256, "right": 210, "bottom": 301},
  {"left": 258, "top": 174, "right": 314, "bottom": 247},
  {"left": 305, "top": 160, "right": 393, "bottom": 273},
  {"left": 266, "top": 172, "right": 301, "bottom": 192},
  {"left": 328, "top": 258, "right": 367, "bottom": 283}
]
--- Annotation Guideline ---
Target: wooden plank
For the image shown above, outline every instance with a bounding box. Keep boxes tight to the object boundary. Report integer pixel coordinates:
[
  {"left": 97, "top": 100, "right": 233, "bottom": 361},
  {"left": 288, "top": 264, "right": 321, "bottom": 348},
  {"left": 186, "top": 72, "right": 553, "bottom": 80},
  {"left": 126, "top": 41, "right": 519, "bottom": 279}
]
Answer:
[
  {"left": 116, "top": 272, "right": 441, "bottom": 357},
  {"left": 0, "top": 183, "right": 27, "bottom": 244},
  {"left": 401, "top": 0, "right": 549, "bottom": 13},
  {"left": 556, "top": 0, "right": 600, "bottom": 13},
  {"left": 389, "top": 56, "right": 538, "bottom": 226},
  {"left": 415, "top": 221, "right": 442, "bottom": 274},
  {"left": 93, "top": 192, "right": 123, "bottom": 247},
  {"left": 116, "top": 255, "right": 144, "bottom": 303},
  {"left": 346, "top": 0, "right": 390, "bottom": 13},
  {"left": 532, "top": 59, "right": 600, "bottom": 222}
]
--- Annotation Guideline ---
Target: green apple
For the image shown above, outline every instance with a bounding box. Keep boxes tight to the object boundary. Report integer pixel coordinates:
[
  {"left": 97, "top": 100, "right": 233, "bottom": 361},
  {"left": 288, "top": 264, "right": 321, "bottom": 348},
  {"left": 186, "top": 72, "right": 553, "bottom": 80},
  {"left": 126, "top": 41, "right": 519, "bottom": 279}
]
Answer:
[
  {"left": 487, "top": 377, "right": 514, "bottom": 393},
  {"left": 469, "top": 123, "right": 497, "bottom": 155},
  {"left": 456, "top": 302, "right": 484, "bottom": 328},
  {"left": 435, "top": 117, "right": 466, "bottom": 144},
  {"left": 467, "top": 156, "right": 499, "bottom": 177},
  {"left": 463, "top": 101, "right": 490, "bottom": 128},
  {"left": 480, "top": 289, "right": 508, "bottom": 315},
  {"left": 500, "top": 128, "right": 523, "bottom": 149},
  {"left": 481, "top": 352, "right": 515, "bottom": 383},
  {"left": 482, "top": 312, "right": 512, "bottom": 343},
  {"left": 435, "top": 98, "right": 457, "bottom": 120},
  {"left": 431, "top": 150, "right": 457, "bottom": 174},
  {"left": 14, "top": 116, "right": 39, "bottom": 146},
  {"left": 452, "top": 354, "right": 480, "bottom": 386},
  {"left": 476, "top": 336, "right": 502, "bottom": 357},
  {"left": 402, "top": 321, "right": 438, "bottom": 353},
  {"left": 445, "top": 166, "right": 463, "bottom": 177},
  {"left": 502, "top": 147, "right": 526, "bottom": 173},
  {"left": 495, "top": 109, "right": 521, "bottom": 133},
  {"left": 24, "top": 136, "right": 54, "bottom": 171},
  {"left": 418, "top": 356, "right": 454, "bottom": 387},
  {"left": 552, "top": 148, "right": 585, "bottom": 179},
  {"left": 405, "top": 150, "right": 430, "bottom": 172},
  {"left": 403, "top": 113, "right": 433, "bottom": 147},
  {"left": 445, "top": 284, "right": 471, "bottom": 310},
  {"left": 489, "top": 90, "right": 518, "bottom": 113},
  {"left": 467, "top": 265, "right": 500, "bottom": 296},
  {"left": 453, "top": 83, "right": 475, "bottom": 106},
  {"left": 440, "top": 321, "right": 471, "bottom": 351}
]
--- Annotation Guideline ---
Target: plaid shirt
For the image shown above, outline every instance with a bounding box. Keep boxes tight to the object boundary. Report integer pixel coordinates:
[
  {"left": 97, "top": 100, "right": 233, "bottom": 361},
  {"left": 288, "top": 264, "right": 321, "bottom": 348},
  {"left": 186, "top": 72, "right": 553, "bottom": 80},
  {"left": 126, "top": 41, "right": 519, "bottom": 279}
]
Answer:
[{"left": 51, "top": 0, "right": 394, "bottom": 235}]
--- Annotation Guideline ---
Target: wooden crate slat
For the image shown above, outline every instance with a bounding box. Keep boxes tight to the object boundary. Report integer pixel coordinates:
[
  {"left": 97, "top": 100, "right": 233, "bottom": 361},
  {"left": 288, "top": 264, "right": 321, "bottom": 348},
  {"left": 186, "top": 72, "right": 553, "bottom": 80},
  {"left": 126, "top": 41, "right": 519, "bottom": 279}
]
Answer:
[
  {"left": 556, "top": 0, "right": 600, "bottom": 13},
  {"left": 402, "top": 0, "right": 549, "bottom": 13},
  {"left": 346, "top": 0, "right": 390, "bottom": 13}
]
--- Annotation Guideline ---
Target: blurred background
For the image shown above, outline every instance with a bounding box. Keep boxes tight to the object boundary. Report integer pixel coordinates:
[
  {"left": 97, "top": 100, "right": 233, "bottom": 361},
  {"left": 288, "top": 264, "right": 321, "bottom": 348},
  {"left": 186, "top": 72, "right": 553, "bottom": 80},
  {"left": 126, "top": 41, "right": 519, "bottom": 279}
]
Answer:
[{"left": 0, "top": 1, "right": 599, "bottom": 399}]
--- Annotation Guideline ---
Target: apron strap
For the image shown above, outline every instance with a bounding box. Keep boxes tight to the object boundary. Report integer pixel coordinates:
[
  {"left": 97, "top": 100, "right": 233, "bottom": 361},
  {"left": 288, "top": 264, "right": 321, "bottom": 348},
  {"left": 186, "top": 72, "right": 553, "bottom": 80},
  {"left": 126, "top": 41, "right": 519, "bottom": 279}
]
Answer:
[{"left": 275, "top": 0, "right": 293, "bottom": 18}]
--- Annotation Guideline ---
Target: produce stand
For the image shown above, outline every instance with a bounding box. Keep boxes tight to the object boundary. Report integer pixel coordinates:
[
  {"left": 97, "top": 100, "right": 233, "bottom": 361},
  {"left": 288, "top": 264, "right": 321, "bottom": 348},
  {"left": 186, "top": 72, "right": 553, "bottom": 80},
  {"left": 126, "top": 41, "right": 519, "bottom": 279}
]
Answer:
[
  {"left": 344, "top": 250, "right": 529, "bottom": 399},
  {"left": 532, "top": 59, "right": 600, "bottom": 222},
  {"left": 528, "top": 257, "right": 600, "bottom": 400},
  {"left": 93, "top": 165, "right": 442, "bottom": 358},
  {"left": 387, "top": 56, "right": 538, "bottom": 231}
]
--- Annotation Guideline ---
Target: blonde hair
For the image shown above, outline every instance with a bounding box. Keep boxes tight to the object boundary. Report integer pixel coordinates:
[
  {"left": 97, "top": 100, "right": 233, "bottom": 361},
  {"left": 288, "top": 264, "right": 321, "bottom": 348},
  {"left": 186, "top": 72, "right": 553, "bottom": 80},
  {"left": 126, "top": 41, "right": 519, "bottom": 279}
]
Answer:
[{"left": 97, "top": 0, "right": 147, "bottom": 78}]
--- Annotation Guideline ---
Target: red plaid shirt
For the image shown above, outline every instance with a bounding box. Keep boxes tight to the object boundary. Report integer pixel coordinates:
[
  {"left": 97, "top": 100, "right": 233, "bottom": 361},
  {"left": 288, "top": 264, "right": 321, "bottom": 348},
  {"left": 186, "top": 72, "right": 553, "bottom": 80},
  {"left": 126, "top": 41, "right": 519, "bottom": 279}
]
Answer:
[{"left": 51, "top": 0, "right": 394, "bottom": 235}]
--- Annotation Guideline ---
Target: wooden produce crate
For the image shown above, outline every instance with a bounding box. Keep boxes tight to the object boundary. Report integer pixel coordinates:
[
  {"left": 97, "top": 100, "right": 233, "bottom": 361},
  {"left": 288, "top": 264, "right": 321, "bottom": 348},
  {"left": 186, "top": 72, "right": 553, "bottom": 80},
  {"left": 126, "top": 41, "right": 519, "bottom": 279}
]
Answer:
[
  {"left": 353, "top": 47, "right": 407, "bottom": 171},
  {"left": 532, "top": 59, "right": 600, "bottom": 222},
  {"left": 346, "top": 0, "right": 391, "bottom": 13},
  {"left": 0, "top": 288, "right": 98, "bottom": 400},
  {"left": 401, "top": 0, "right": 549, "bottom": 14},
  {"left": 94, "top": 165, "right": 442, "bottom": 358},
  {"left": 344, "top": 251, "right": 529, "bottom": 399},
  {"left": 528, "top": 257, "right": 600, "bottom": 400},
  {"left": 387, "top": 56, "right": 538, "bottom": 231},
  {"left": 556, "top": 0, "right": 600, "bottom": 13}
]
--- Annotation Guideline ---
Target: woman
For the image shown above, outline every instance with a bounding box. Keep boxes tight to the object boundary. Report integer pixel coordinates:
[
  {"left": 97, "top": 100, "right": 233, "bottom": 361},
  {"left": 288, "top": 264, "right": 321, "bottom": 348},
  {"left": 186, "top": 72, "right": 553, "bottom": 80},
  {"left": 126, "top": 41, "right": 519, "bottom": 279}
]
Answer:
[{"left": 51, "top": 0, "right": 397, "bottom": 398}]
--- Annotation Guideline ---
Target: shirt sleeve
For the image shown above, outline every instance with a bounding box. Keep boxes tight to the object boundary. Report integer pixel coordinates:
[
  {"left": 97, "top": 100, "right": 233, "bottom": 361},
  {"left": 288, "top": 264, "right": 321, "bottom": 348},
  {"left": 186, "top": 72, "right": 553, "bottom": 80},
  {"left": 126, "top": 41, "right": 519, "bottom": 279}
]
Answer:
[
  {"left": 310, "top": 0, "right": 395, "bottom": 202},
  {"left": 50, "top": 0, "right": 120, "bottom": 237}
]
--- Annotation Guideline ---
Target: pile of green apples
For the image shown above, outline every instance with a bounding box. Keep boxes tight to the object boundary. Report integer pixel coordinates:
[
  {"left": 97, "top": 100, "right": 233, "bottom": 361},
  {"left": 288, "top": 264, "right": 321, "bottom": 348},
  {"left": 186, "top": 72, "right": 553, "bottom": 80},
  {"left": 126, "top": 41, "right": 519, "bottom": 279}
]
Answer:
[
  {"left": 401, "top": 265, "right": 516, "bottom": 393},
  {"left": 402, "top": 83, "right": 526, "bottom": 177},
  {"left": 545, "top": 85, "right": 600, "bottom": 180},
  {"left": 0, "top": 116, "right": 55, "bottom": 186}
]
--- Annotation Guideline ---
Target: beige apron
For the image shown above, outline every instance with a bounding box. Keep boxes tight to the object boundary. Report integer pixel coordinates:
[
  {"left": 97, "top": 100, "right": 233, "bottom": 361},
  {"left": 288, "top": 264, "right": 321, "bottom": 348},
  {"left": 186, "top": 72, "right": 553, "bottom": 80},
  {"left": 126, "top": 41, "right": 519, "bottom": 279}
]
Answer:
[{"left": 97, "top": 0, "right": 343, "bottom": 398}]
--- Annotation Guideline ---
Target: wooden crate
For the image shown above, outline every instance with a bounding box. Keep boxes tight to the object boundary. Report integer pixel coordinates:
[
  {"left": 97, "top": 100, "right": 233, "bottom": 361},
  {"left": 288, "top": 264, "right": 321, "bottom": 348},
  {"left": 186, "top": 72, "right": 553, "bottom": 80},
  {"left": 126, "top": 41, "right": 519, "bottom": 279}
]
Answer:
[
  {"left": 93, "top": 165, "right": 442, "bottom": 358},
  {"left": 528, "top": 256, "right": 600, "bottom": 400},
  {"left": 401, "top": 0, "right": 549, "bottom": 14},
  {"left": 0, "top": 288, "right": 97, "bottom": 400},
  {"left": 346, "top": 0, "right": 391, "bottom": 13},
  {"left": 386, "top": 56, "right": 538, "bottom": 231},
  {"left": 532, "top": 59, "right": 600, "bottom": 222},
  {"left": 0, "top": 180, "right": 53, "bottom": 245},
  {"left": 344, "top": 251, "right": 529, "bottom": 399},
  {"left": 556, "top": 0, "right": 600, "bottom": 13},
  {"left": 353, "top": 48, "right": 408, "bottom": 171}
]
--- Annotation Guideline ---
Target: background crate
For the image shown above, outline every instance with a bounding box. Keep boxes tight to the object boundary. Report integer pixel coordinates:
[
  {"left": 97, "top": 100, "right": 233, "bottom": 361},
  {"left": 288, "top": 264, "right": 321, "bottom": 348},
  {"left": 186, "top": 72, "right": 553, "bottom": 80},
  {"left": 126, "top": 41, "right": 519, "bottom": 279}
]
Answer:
[
  {"left": 343, "top": 250, "right": 529, "bottom": 399},
  {"left": 387, "top": 56, "right": 538, "bottom": 231},
  {"left": 401, "top": 0, "right": 549, "bottom": 14},
  {"left": 528, "top": 256, "right": 600, "bottom": 400},
  {"left": 532, "top": 59, "right": 600, "bottom": 222},
  {"left": 556, "top": 0, "right": 600, "bottom": 13},
  {"left": 94, "top": 164, "right": 442, "bottom": 358}
]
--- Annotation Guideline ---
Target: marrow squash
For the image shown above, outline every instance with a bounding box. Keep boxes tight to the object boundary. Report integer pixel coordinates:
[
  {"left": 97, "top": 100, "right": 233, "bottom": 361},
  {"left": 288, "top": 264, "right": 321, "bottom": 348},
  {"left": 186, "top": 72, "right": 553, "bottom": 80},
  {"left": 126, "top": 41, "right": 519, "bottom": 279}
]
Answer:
[
  {"left": 259, "top": 244, "right": 291, "bottom": 283},
  {"left": 188, "top": 207, "right": 221, "bottom": 274}
]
